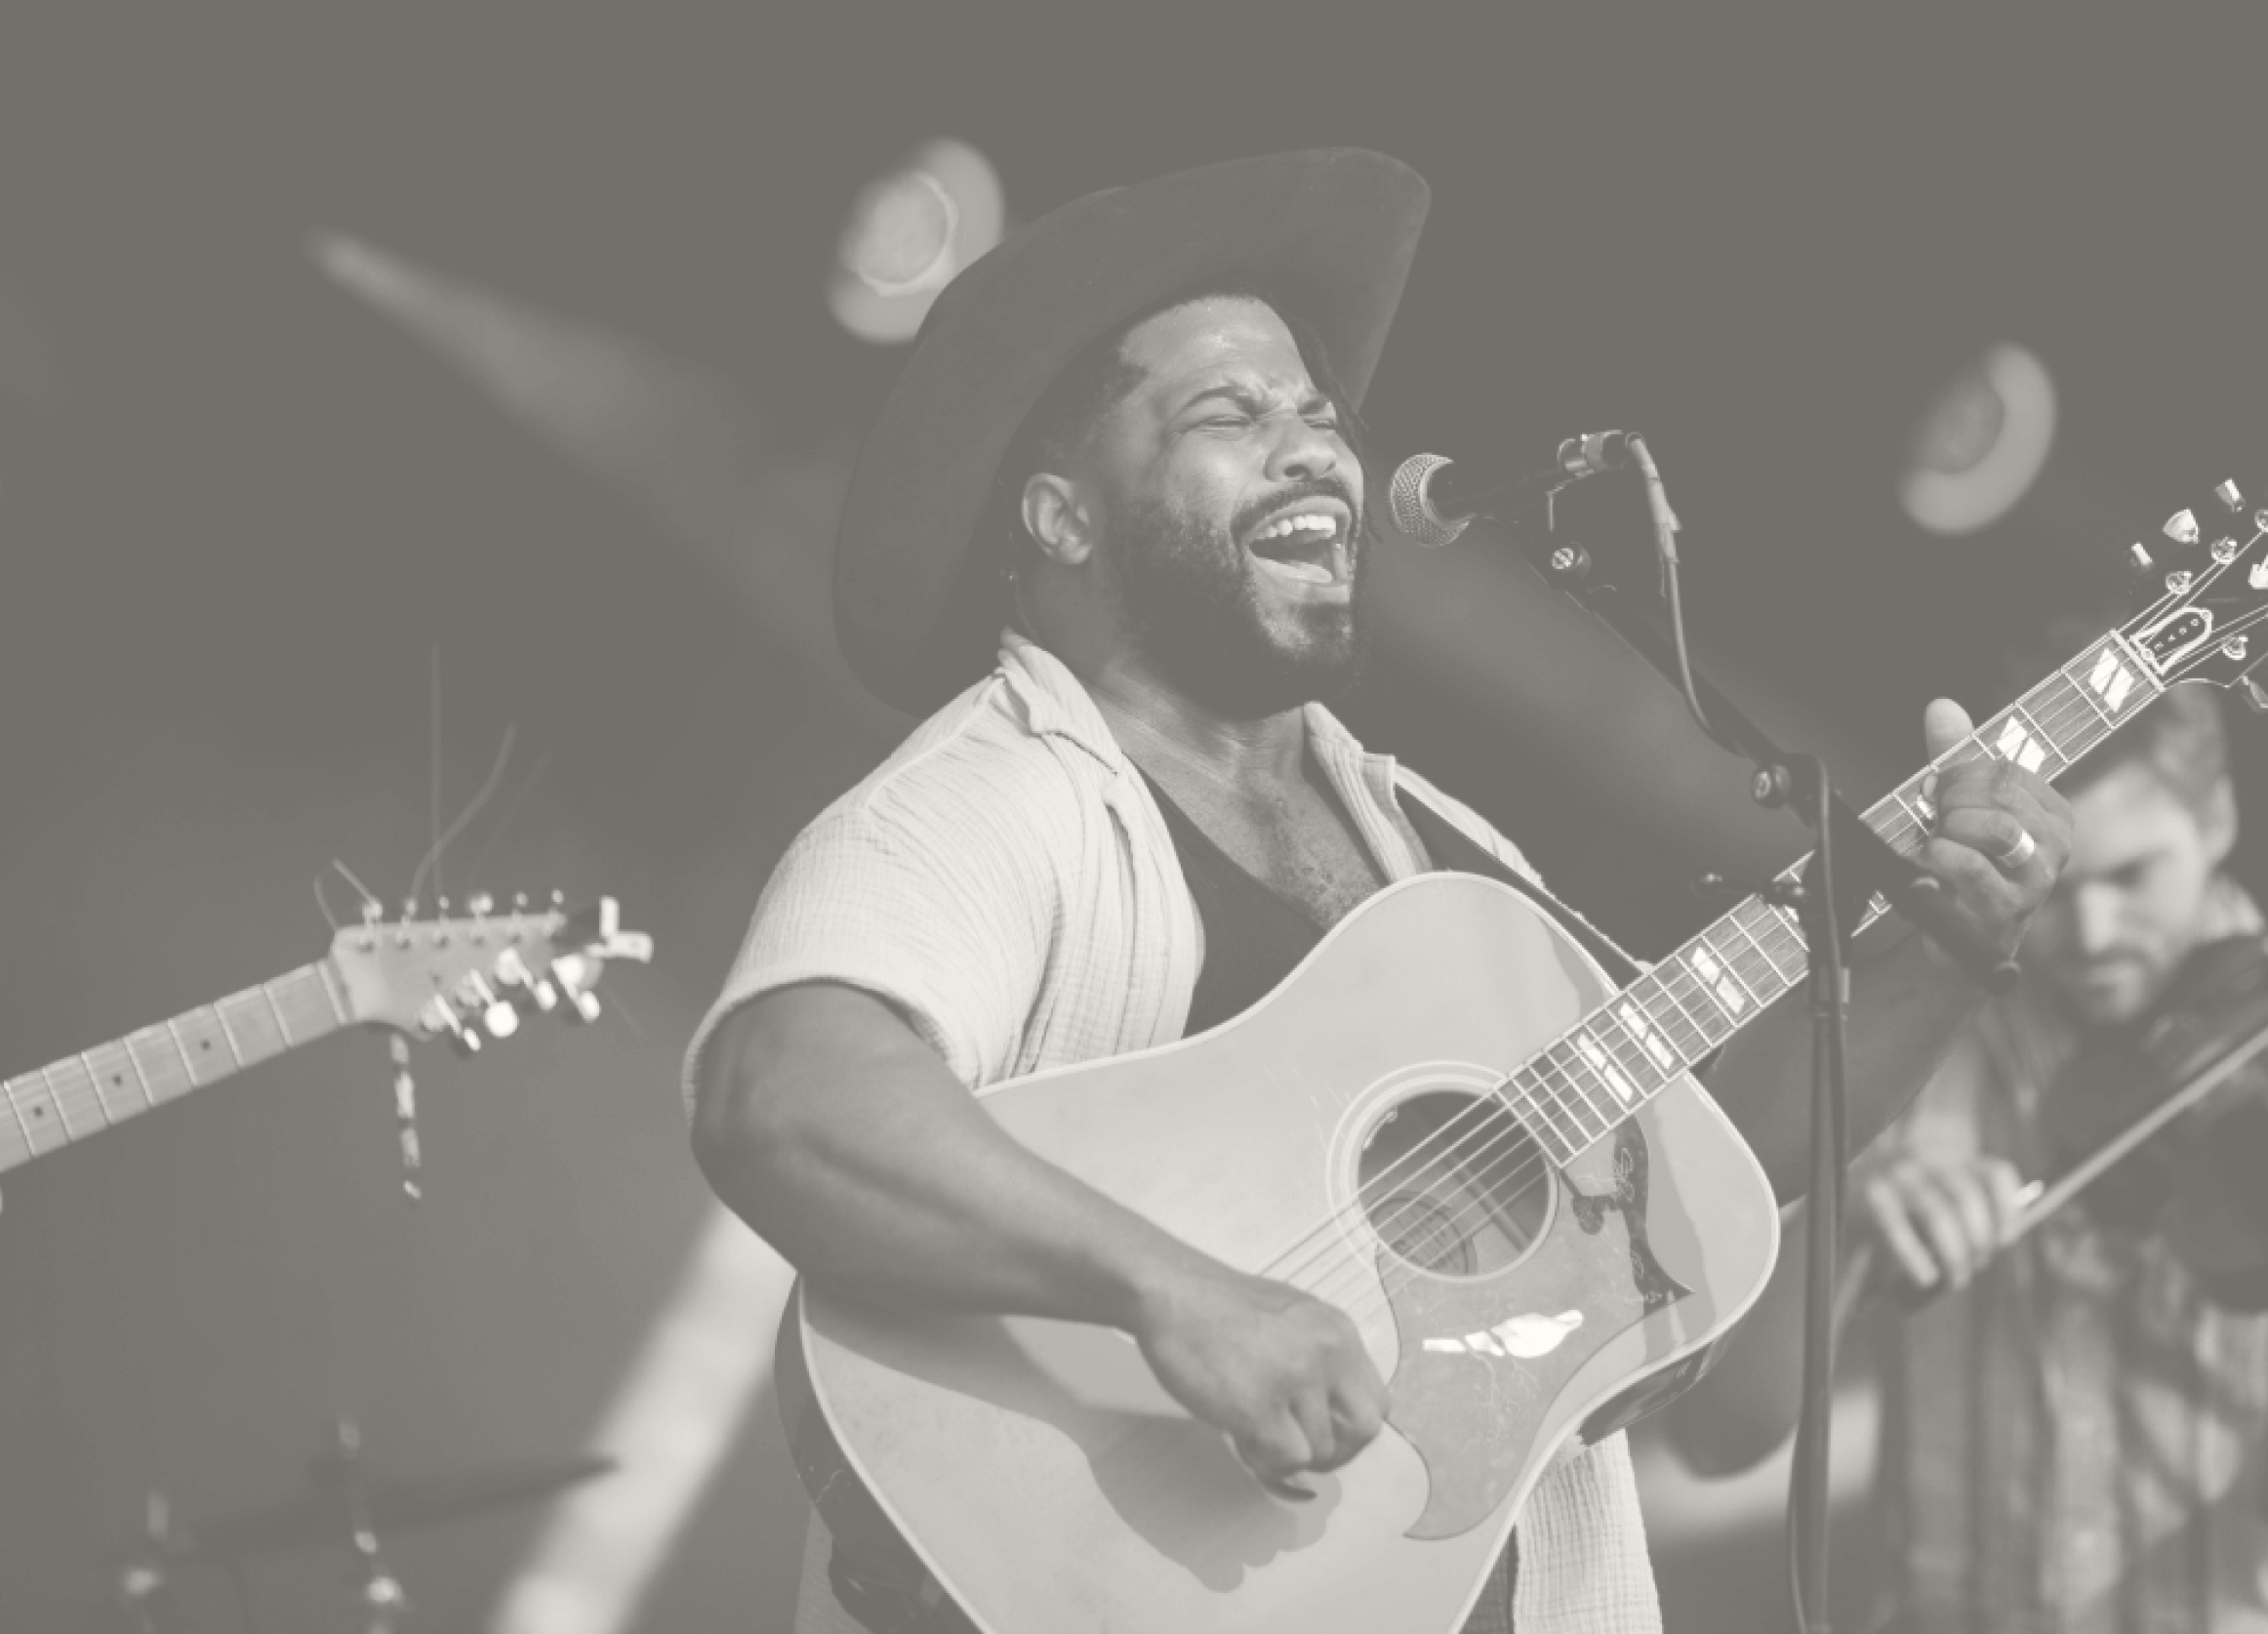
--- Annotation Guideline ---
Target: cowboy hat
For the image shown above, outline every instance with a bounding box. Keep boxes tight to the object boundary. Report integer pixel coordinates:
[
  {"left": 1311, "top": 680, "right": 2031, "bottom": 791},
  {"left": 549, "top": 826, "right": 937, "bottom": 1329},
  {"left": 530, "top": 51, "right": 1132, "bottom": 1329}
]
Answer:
[{"left": 833, "top": 147, "right": 1431, "bottom": 715}]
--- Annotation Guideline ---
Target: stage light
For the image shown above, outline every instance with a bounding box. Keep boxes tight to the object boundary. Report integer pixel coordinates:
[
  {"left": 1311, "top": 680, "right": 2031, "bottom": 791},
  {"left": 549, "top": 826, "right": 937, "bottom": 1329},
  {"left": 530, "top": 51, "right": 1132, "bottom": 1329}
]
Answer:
[
  {"left": 829, "top": 139, "right": 1004, "bottom": 345},
  {"left": 1898, "top": 343, "right": 2057, "bottom": 536}
]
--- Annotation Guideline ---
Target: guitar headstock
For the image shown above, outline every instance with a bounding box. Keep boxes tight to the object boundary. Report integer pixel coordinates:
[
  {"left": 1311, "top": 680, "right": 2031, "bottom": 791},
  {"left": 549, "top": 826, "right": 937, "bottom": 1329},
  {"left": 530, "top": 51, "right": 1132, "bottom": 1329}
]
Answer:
[
  {"left": 2119, "top": 480, "right": 2268, "bottom": 706},
  {"left": 328, "top": 894, "right": 654, "bottom": 1054}
]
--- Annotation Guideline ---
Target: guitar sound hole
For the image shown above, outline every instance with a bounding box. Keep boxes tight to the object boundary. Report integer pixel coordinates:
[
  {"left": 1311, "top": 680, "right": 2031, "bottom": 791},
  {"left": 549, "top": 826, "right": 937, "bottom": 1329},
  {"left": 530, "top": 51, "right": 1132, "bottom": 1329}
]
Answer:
[{"left": 1357, "top": 1090, "right": 1550, "bottom": 1278}]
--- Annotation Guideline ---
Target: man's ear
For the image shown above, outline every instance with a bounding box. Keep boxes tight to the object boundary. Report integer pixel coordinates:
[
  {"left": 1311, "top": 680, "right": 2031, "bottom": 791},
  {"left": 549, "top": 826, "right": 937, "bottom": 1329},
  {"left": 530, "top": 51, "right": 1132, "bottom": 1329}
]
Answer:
[{"left": 1021, "top": 471, "right": 1098, "bottom": 568}]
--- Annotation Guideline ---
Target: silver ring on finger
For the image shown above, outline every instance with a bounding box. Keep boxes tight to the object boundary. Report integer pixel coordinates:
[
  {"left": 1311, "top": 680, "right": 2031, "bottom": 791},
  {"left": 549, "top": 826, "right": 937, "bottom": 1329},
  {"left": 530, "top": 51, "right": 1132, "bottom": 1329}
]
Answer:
[{"left": 1991, "top": 827, "right": 2037, "bottom": 872}]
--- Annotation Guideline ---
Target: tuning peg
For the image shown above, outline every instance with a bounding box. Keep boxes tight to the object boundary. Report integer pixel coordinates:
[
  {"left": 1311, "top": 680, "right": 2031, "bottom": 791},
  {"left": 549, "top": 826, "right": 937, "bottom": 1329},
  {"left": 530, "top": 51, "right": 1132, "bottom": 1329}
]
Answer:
[
  {"left": 2218, "top": 480, "right": 2246, "bottom": 512},
  {"left": 2166, "top": 510, "right": 2203, "bottom": 546},
  {"left": 467, "top": 892, "right": 494, "bottom": 917},
  {"left": 491, "top": 947, "right": 558, "bottom": 1013},
  {"left": 2214, "top": 537, "right": 2242, "bottom": 564},
  {"left": 550, "top": 952, "right": 603, "bottom": 1022},
  {"left": 2128, "top": 542, "right": 2156, "bottom": 574},
  {"left": 418, "top": 994, "right": 483, "bottom": 1055}
]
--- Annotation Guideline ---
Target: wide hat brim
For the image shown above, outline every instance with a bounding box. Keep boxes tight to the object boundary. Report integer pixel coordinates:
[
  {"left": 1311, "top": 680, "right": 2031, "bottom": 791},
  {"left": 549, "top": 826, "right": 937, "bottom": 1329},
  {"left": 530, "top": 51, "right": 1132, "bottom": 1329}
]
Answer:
[{"left": 833, "top": 148, "right": 1431, "bottom": 715}]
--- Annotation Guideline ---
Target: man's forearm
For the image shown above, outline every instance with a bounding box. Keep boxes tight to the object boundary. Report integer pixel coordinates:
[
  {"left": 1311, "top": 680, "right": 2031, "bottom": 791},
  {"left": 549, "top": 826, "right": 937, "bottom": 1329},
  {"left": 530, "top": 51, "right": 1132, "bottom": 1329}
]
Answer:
[
  {"left": 691, "top": 985, "right": 1216, "bottom": 1333},
  {"left": 1706, "top": 925, "right": 1984, "bottom": 1202}
]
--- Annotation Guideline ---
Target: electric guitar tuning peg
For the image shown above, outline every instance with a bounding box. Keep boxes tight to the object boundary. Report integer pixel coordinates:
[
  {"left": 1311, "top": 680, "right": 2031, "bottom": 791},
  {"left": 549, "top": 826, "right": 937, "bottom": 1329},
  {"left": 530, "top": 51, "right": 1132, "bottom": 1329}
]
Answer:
[
  {"left": 420, "top": 994, "right": 483, "bottom": 1055},
  {"left": 491, "top": 947, "right": 557, "bottom": 1013},
  {"left": 2216, "top": 479, "right": 2246, "bottom": 512},
  {"left": 2166, "top": 509, "right": 2203, "bottom": 546},
  {"left": 2243, "top": 674, "right": 2268, "bottom": 715},
  {"left": 550, "top": 952, "right": 603, "bottom": 1022}
]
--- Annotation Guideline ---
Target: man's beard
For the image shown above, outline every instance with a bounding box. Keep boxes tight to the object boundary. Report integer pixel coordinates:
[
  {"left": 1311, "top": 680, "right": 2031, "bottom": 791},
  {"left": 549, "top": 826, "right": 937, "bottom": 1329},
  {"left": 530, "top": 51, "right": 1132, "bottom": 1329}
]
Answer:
[{"left": 1108, "top": 485, "right": 1371, "bottom": 719}]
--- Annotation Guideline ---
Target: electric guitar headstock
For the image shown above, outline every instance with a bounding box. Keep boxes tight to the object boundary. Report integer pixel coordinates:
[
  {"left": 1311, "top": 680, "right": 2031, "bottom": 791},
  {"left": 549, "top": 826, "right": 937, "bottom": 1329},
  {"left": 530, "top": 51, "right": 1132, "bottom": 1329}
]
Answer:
[
  {"left": 2118, "top": 479, "right": 2268, "bottom": 705},
  {"left": 328, "top": 893, "right": 654, "bottom": 1054}
]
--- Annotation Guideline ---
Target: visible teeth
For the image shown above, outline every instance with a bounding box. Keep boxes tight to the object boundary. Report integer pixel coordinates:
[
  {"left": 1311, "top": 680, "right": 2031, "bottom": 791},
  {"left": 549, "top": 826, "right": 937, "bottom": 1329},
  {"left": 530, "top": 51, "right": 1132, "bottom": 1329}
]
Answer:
[{"left": 1252, "top": 511, "right": 1339, "bottom": 543}]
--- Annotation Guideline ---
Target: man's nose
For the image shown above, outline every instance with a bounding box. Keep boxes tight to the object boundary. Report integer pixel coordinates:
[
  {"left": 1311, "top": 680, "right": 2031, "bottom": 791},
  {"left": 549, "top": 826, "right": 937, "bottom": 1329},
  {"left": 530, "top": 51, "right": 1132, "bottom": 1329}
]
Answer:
[
  {"left": 1266, "top": 415, "right": 1343, "bottom": 485},
  {"left": 2073, "top": 887, "right": 2123, "bottom": 954}
]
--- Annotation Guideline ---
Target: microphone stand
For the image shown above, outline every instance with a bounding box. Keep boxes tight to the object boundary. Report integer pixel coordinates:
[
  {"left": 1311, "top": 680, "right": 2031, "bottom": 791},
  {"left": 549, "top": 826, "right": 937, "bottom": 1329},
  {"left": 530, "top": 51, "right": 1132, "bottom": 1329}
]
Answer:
[{"left": 1500, "top": 486, "right": 2016, "bottom": 1634}]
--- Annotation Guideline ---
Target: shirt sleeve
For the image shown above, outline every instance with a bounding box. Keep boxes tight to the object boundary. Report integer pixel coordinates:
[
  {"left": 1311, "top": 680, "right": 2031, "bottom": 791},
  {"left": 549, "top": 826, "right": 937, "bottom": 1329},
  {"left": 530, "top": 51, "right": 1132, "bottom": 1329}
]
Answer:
[{"left": 680, "top": 789, "right": 1058, "bottom": 1115}]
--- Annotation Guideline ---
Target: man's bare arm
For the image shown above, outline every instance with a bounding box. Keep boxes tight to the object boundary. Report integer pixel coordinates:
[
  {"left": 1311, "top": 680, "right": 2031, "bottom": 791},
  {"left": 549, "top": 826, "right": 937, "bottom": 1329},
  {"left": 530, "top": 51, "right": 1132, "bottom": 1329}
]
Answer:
[
  {"left": 689, "top": 980, "right": 1387, "bottom": 1483},
  {"left": 693, "top": 981, "right": 1202, "bottom": 1326}
]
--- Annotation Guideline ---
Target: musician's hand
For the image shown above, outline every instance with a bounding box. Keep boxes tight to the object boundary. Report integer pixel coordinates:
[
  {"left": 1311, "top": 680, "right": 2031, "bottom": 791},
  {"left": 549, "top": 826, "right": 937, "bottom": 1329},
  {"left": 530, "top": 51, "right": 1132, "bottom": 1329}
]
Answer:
[
  {"left": 1863, "top": 1152, "right": 2028, "bottom": 1289},
  {"left": 1916, "top": 698, "right": 2074, "bottom": 960},
  {"left": 1132, "top": 1264, "right": 1388, "bottom": 1492}
]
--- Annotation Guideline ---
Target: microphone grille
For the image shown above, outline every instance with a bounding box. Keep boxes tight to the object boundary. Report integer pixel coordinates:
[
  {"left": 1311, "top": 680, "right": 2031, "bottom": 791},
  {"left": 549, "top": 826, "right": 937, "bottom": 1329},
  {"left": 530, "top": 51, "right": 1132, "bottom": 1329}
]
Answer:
[{"left": 1388, "top": 453, "right": 1465, "bottom": 547}]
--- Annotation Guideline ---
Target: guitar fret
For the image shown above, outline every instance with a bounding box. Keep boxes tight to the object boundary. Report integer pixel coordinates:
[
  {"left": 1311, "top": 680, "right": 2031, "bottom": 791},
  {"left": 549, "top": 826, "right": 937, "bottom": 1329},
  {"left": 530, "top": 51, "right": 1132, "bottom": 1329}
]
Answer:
[
  {"left": 1643, "top": 974, "right": 1717, "bottom": 1059},
  {"left": 262, "top": 982, "right": 295, "bottom": 1046},
  {"left": 1594, "top": 1010, "right": 1669, "bottom": 1094},
  {"left": 81, "top": 1043, "right": 138, "bottom": 1123},
  {"left": 1659, "top": 957, "right": 1736, "bottom": 1042},
  {"left": 210, "top": 1002, "right": 244, "bottom": 1069},
  {"left": 1, "top": 1076, "right": 39, "bottom": 1162},
  {"left": 128, "top": 1027, "right": 192, "bottom": 1106},
  {"left": 1536, "top": 1050, "right": 1609, "bottom": 1134},
  {"left": 1538, "top": 1045, "right": 1607, "bottom": 1139},
  {"left": 1631, "top": 975, "right": 1711, "bottom": 1062},
  {"left": 172, "top": 1010, "right": 235, "bottom": 1085},
  {"left": 1612, "top": 996, "right": 1684, "bottom": 1078},
  {"left": 1540, "top": 1042, "right": 1611, "bottom": 1139},
  {"left": 1704, "top": 922, "right": 1773, "bottom": 1008},
  {"left": 46, "top": 1057, "right": 99, "bottom": 1134},
  {"left": 1509, "top": 1066, "right": 1583, "bottom": 1164},
  {"left": 1723, "top": 898, "right": 1796, "bottom": 989},
  {"left": 1605, "top": 1007, "right": 1678, "bottom": 1084},
  {"left": 218, "top": 989, "right": 285, "bottom": 1061}
]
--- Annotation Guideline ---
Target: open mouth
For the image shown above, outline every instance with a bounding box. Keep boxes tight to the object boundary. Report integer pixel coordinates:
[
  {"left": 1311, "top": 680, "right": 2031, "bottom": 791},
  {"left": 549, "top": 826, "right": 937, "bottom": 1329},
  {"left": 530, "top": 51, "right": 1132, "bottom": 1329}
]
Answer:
[{"left": 1241, "top": 504, "right": 1351, "bottom": 588}]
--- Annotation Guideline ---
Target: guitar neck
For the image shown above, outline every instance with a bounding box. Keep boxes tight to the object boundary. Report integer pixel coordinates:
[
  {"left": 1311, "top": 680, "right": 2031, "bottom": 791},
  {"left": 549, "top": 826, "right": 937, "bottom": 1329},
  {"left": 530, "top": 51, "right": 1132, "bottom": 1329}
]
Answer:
[
  {"left": 1501, "top": 629, "right": 2169, "bottom": 1165},
  {"left": 0, "top": 960, "right": 352, "bottom": 1175}
]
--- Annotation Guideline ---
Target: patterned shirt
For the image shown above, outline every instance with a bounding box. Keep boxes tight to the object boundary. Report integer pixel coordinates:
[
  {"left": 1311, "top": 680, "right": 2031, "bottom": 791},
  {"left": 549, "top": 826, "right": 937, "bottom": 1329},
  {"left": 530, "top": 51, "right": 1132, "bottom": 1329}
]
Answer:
[
  {"left": 1871, "top": 879, "right": 2268, "bottom": 1633},
  {"left": 686, "top": 631, "right": 1664, "bottom": 1634}
]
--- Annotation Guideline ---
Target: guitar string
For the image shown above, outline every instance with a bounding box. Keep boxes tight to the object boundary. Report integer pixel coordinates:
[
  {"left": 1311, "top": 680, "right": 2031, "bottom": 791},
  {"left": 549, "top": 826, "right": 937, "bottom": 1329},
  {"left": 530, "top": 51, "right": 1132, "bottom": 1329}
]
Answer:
[
  {"left": 1239, "top": 752, "right": 1909, "bottom": 1302},
  {"left": 1297, "top": 675, "right": 2113, "bottom": 1318},
  {"left": 1304, "top": 678, "right": 2116, "bottom": 1323},
  {"left": 1265, "top": 662, "right": 2117, "bottom": 1306},
  {"left": 1266, "top": 677, "right": 2116, "bottom": 1323}
]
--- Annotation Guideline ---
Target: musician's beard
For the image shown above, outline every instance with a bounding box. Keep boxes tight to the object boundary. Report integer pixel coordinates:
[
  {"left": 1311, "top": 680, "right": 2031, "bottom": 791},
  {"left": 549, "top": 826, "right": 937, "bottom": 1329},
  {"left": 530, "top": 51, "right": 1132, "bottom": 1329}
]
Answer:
[{"left": 1108, "top": 492, "right": 1371, "bottom": 720}]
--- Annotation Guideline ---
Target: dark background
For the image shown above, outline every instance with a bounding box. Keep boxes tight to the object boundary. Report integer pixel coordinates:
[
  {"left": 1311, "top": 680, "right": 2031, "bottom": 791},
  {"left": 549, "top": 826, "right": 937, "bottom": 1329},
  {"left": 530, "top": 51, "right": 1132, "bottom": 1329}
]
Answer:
[{"left": 1, "top": 7, "right": 2264, "bottom": 1629}]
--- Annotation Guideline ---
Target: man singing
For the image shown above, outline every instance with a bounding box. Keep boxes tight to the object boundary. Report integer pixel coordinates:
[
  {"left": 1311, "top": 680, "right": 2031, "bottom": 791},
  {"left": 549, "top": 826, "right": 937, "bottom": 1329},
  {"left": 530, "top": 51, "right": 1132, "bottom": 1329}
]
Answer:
[{"left": 686, "top": 149, "right": 2070, "bottom": 1633}]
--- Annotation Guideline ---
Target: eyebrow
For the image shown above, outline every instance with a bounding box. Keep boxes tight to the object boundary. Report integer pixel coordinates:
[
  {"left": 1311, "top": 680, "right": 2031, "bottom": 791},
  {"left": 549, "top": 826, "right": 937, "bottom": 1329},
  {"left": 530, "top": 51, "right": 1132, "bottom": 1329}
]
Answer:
[{"left": 1174, "top": 379, "right": 1338, "bottom": 417}]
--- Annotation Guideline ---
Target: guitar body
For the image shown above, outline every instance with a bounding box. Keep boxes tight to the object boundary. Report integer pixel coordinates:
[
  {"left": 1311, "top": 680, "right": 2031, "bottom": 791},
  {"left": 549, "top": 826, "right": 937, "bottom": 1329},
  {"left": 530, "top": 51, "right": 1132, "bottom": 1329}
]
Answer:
[{"left": 784, "top": 873, "right": 1779, "bottom": 1633}]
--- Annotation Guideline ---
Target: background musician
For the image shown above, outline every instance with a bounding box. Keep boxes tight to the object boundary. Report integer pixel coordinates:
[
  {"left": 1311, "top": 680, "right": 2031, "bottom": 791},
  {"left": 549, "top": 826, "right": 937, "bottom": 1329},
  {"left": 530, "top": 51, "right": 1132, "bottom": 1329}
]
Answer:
[{"left": 1672, "top": 678, "right": 2268, "bottom": 1632}]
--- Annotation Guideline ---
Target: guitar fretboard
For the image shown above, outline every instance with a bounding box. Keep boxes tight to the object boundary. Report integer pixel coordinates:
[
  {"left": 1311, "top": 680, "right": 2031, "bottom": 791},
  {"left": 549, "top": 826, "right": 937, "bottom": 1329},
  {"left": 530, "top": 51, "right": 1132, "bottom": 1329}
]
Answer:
[
  {"left": 1499, "top": 630, "right": 2166, "bottom": 1164},
  {"left": 0, "top": 962, "right": 348, "bottom": 1175}
]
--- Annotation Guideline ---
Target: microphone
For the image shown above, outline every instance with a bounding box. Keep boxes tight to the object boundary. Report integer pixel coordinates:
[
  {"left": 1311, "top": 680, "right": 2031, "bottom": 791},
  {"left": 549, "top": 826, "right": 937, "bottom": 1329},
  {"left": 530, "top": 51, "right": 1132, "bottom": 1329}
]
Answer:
[{"left": 1387, "top": 431, "right": 1634, "bottom": 546}]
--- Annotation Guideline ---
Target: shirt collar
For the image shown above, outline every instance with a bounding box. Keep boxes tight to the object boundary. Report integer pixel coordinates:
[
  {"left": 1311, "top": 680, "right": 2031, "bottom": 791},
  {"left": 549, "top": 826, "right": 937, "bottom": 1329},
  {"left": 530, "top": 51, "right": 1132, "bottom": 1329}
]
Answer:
[{"left": 994, "top": 631, "right": 1404, "bottom": 797}]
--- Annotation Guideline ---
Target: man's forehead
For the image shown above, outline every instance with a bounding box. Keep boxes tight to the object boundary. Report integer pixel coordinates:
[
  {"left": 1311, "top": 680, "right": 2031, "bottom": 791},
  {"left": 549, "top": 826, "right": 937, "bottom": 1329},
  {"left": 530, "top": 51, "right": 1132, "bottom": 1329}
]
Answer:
[
  {"left": 2067, "top": 762, "right": 2203, "bottom": 858},
  {"left": 1119, "top": 296, "right": 1311, "bottom": 391}
]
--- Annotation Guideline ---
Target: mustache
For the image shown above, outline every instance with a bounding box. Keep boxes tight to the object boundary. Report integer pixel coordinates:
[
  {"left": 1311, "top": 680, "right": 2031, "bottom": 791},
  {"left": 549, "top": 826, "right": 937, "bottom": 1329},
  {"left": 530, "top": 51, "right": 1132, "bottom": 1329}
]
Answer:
[{"left": 1232, "top": 476, "right": 1364, "bottom": 543}]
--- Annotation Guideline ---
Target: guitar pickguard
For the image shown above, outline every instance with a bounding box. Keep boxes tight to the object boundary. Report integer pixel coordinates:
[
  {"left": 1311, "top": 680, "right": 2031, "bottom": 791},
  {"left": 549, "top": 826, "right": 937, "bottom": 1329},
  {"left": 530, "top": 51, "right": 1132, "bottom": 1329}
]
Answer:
[{"left": 1381, "top": 1119, "right": 1692, "bottom": 1540}]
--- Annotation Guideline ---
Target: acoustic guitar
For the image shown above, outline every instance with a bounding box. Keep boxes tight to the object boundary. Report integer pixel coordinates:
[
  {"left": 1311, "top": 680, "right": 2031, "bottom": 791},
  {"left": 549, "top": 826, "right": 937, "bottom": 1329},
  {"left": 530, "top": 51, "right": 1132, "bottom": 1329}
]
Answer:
[{"left": 782, "top": 485, "right": 2268, "bottom": 1631}]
